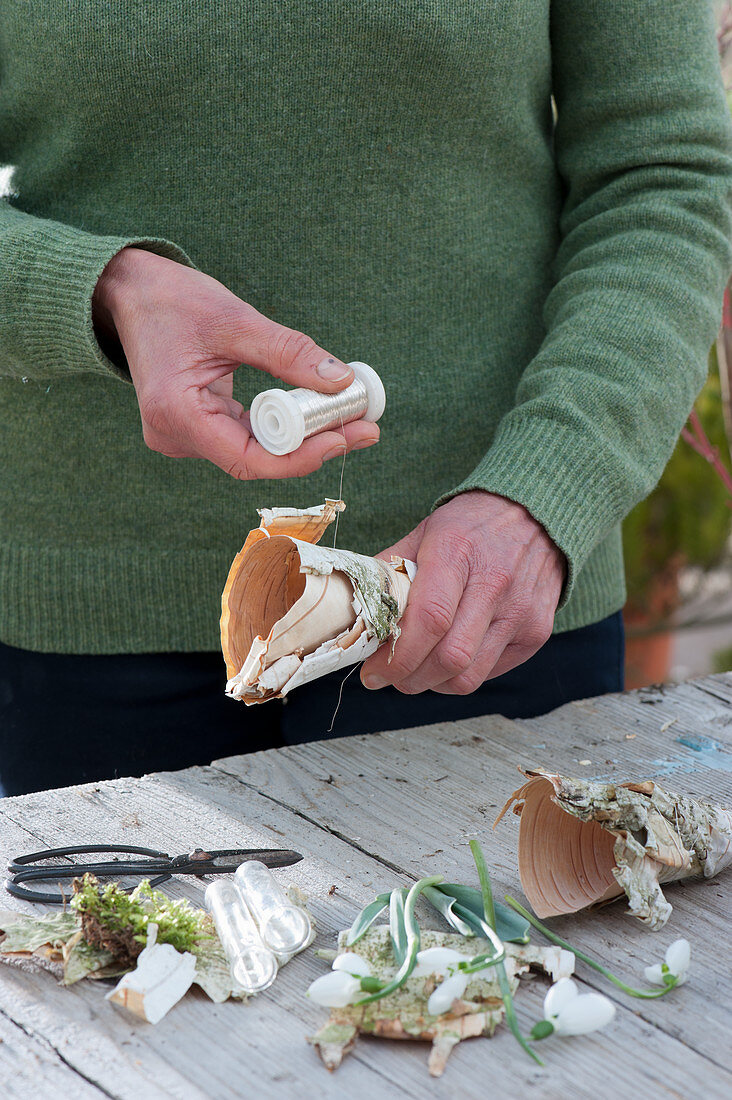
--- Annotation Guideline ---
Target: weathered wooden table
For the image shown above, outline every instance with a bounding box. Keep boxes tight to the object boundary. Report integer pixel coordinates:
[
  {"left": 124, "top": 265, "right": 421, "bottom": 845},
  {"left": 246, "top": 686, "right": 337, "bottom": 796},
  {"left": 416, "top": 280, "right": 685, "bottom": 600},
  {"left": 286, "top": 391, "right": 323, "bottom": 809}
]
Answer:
[{"left": 1, "top": 675, "right": 731, "bottom": 1099}]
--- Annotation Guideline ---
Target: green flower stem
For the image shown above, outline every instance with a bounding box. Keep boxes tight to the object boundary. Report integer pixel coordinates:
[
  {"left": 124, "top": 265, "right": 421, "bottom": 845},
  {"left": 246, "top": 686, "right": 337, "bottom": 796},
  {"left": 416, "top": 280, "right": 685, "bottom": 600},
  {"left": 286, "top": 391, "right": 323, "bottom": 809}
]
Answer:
[
  {"left": 459, "top": 949, "right": 505, "bottom": 975},
  {"left": 389, "top": 887, "right": 408, "bottom": 967},
  {"left": 470, "top": 842, "right": 543, "bottom": 1066},
  {"left": 469, "top": 838, "right": 496, "bottom": 930},
  {"left": 504, "top": 896, "right": 678, "bottom": 1000},
  {"left": 355, "top": 875, "right": 443, "bottom": 1006},
  {"left": 496, "top": 964, "right": 543, "bottom": 1064}
]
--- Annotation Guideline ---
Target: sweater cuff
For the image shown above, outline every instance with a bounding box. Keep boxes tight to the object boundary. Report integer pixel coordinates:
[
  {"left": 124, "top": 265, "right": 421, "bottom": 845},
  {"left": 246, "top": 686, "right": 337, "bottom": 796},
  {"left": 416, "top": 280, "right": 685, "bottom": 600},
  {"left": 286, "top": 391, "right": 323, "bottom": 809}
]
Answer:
[
  {"left": 432, "top": 415, "right": 623, "bottom": 611},
  {"left": 5, "top": 214, "right": 194, "bottom": 380}
]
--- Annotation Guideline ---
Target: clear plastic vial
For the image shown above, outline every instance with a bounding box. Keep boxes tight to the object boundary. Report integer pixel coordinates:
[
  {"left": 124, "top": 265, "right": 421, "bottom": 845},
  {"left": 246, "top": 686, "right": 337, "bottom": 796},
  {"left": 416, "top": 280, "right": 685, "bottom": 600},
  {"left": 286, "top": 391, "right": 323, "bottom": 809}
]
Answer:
[
  {"left": 234, "top": 860, "right": 312, "bottom": 956},
  {"left": 204, "top": 879, "right": 278, "bottom": 993}
]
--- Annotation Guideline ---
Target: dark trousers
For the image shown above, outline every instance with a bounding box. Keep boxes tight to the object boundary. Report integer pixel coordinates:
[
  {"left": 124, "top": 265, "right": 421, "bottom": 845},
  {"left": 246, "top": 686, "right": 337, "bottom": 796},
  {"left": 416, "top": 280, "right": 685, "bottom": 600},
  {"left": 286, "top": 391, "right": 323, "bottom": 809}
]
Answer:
[{"left": 0, "top": 612, "right": 624, "bottom": 796}]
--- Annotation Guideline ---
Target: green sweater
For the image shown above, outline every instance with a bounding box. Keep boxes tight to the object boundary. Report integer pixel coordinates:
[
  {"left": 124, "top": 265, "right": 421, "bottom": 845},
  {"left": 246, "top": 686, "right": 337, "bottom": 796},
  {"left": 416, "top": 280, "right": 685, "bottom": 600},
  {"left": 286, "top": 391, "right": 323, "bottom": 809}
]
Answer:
[{"left": 1, "top": 1, "right": 731, "bottom": 654}]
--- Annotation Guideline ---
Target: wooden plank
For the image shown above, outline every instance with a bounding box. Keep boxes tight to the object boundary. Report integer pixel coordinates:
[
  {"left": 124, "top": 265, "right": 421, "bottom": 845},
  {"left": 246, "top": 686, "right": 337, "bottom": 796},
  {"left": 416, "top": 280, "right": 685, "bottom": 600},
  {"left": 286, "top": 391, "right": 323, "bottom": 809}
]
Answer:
[
  {"left": 211, "top": 679, "right": 732, "bottom": 1076},
  {"left": 0, "top": 773, "right": 427, "bottom": 1099},
  {"left": 516, "top": 674, "right": 732, "bottom": 802},
  {"left": 689, "top": 671, "right": 732, "bottom": 705},
  {"left": 0, "top": 1009, "right": 106, "bottom": 1099},
  {"left": 14, "top": 765, "right": 718, "bottom": 1100},
  {"left": 0, "top": 676, "right": 730, "bottom": 1096},
  {"left": 0, "top": 767, "right": 722, "bottom": 1098},
  {"left": 161, "top": 767, "right": 732, "bottom": 1100}
]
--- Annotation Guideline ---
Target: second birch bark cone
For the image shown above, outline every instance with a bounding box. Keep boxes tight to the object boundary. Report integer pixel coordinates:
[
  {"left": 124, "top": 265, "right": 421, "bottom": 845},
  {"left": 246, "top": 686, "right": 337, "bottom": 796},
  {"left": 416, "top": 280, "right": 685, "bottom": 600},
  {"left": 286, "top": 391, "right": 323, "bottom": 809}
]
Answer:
[
  {"left": 221, "top": 499, "right": 414, "bottom": 704},
  {"left": 496, "top": 768, "right": 732, "bottom": 930}
]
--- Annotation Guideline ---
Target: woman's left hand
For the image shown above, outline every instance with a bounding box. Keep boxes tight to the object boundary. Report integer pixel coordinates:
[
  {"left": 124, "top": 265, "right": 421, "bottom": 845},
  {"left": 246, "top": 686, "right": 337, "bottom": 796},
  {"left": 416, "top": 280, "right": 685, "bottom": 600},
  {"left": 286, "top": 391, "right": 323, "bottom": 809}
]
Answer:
[{"left": 360, "top": 491, "right": 566, "bottom": 695}]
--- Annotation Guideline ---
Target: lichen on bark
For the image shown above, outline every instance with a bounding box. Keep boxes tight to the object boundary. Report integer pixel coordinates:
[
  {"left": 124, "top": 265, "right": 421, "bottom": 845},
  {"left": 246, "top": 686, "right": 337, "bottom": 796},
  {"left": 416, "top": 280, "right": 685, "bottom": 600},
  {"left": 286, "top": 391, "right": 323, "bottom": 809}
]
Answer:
[{"left": 308, "top": 925, "right": 573, "bottom": 1076}]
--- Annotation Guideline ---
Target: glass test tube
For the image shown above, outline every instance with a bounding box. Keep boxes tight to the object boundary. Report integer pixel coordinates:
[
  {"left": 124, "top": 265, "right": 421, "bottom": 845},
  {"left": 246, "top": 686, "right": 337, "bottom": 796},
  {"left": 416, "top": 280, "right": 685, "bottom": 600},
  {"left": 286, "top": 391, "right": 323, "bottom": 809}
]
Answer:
[
  {"left": 234, "top": 860, "right": 312, "bottom": 956},
  {"left": 204, "top": 879, "right": 278, "bottom": 993}
]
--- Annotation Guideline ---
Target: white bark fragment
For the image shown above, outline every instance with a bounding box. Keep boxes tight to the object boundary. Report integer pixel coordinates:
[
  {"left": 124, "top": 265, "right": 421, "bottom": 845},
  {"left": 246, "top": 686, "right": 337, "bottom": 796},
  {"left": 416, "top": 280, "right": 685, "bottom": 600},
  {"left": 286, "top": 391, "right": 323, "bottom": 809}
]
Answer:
[{"left": 106, "top": 924, "right": 196, "bottom": 1024}]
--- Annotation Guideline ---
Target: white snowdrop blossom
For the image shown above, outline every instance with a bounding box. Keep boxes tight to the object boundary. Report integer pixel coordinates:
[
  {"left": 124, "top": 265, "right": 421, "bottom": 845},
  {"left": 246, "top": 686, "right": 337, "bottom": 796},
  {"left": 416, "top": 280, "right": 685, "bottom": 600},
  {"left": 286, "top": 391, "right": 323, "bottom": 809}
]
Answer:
[
  {"left": 412, "top": 947, "right": 467, "bottom": 978},
  {"left": 644, "top": 938, "right": 691, "bottom": 988},
  {"left": 427, "top": 971, "right": 469, "bottom": 1016},
  {"left": 306, "top": 970, "right": 362, "bottom": 1007},
  {"left": 331, "top": 952, "right": 372, "bottom": 977},
  {"left": 542, "top": 977, "right": 616, "bottom": 1037}
]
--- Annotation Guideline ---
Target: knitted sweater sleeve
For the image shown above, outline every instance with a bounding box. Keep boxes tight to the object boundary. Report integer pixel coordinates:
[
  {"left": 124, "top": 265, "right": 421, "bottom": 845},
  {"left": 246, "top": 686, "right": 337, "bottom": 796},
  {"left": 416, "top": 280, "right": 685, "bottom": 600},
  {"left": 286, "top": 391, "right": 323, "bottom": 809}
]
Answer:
[
  {"left": 0, "top": 195, "right": 193, "bottom": 382},
  {"left": 436, "top": 0, "right": 732, "bottom": 608}
]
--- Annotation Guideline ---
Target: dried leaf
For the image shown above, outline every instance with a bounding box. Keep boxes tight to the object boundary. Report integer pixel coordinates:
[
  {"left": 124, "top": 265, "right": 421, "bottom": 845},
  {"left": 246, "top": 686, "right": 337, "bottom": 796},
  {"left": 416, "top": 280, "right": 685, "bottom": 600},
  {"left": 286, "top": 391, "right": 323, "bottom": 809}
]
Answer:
[{"left": 0, "top": 911, "right": 78, "bottom": 954}]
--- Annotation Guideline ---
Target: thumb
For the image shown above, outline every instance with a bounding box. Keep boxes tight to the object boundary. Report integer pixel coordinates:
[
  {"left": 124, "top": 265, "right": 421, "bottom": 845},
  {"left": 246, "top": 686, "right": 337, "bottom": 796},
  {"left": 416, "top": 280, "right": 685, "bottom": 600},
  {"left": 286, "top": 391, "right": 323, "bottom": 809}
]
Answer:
[{"left": 210, "top": 303, "right": 354, "bottom": 392}]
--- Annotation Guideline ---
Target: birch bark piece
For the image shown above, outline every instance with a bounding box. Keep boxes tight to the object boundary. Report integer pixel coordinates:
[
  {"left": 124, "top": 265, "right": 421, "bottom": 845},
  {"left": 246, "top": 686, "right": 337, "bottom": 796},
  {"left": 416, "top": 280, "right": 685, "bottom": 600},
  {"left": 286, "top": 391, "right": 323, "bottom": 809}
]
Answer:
[
  {"left": 221, "top": 499, "right": 414, "bottom": 703},
  {"left": 308, "top": 925, "right": 575, "bottom": 1077},
  {"left": 496, "top": 768, "right": 732, "bottom": 930},
  {"left": 106, "top": 925, "right": 196, "bottom": 1025}
]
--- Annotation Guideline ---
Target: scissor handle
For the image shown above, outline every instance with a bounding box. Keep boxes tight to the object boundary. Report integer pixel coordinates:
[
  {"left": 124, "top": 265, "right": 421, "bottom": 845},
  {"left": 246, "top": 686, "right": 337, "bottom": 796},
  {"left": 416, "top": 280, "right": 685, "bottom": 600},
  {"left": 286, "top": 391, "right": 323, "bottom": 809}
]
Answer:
[
  {"left": 4, "top": 845, "right": 303, "bottom": 904},
  {"left": 8, "top": 844, "right": 170, "bottom": 872}
]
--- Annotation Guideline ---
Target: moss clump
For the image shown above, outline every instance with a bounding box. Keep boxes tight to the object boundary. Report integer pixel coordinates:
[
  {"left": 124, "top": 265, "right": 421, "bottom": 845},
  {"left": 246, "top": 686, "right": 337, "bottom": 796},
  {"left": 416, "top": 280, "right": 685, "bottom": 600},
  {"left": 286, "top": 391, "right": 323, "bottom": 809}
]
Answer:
[{"left": 71, "top": 874, "right": 212, "bottom": 968}]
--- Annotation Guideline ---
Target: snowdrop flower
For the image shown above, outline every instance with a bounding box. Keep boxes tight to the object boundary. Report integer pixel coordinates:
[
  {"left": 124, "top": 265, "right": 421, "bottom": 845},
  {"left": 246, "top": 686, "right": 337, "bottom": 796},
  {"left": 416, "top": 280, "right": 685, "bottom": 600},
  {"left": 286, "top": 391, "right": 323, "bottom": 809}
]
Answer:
[
  {"left": 412, "top": 947, "right": 467, "bottom": 978},
  {"left": 306, "top": 970, "right": 363, "bottom": 1007},
  {"left": 538, "top": 977, "right": 616, "bottom": 1038},
  {"left": 427, "top": 971, "right": 469, "bottom": 1016},
  {"left": 331, "top": 952, "right": 372, "bottom": 977},
  {"left": 307, "top": 952, "right": 376, "bottom": 1007},
  {"left": 644, "top": 938, "right": 690, "bottom": 988}
]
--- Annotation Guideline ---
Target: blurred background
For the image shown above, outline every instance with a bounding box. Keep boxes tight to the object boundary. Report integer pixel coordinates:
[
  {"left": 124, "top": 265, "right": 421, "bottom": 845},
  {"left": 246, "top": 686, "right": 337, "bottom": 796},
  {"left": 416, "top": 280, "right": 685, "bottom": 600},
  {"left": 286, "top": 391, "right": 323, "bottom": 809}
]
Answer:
[{"left": 623, "top": 3, "right": 732, "bottom": 688}]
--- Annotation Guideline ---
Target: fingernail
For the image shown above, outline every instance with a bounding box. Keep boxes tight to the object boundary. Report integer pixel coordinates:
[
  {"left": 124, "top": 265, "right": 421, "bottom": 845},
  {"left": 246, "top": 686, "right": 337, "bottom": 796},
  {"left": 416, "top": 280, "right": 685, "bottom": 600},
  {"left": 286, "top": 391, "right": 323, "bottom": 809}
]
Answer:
[
  {"left": 362, "top": 674, "right": 387, "bottom": 690},
  {"left": 352, "top": 438, "right": 377, "bottom": 451},
  {"left": 316, "top": 357, "right": 352, "bottom": 382},
  {"left": 323, "top": 444, "right": 347, "bottom": 462}
]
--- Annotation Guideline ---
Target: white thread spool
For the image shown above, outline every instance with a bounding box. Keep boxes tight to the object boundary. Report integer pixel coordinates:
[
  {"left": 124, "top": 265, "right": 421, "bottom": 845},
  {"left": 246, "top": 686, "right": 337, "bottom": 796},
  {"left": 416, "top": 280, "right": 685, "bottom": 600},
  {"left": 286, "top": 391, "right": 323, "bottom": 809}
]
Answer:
[{"left": 250, "top": 361, "right": 385, "bottom": 456}]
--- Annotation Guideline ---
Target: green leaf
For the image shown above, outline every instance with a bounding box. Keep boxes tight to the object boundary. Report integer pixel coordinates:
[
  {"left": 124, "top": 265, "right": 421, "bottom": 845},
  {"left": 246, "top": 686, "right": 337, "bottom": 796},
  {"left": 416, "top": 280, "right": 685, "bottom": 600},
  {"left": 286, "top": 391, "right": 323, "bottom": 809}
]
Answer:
[
  {"left": 427, "top": 883, "right": 530, "bottom": 944},
  {"left": 345, "top": 892, "right": 391, "bottom": 946},
  {"left": 530, "top": 1019, "right": 555, "bottom": 1041},
  {"left": 422, "top": 886, "right": 474, "bottom": 937},
  {"left": 389, "top": 888, "right": 408, "bottom": 966}
]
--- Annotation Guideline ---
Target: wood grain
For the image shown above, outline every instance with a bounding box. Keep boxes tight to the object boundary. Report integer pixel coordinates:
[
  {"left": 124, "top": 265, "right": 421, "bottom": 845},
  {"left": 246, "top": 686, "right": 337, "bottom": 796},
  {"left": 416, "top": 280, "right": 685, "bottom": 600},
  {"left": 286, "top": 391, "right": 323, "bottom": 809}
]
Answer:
[{"left": 1, "top": 675, "right": 731, "bottom": 1098}]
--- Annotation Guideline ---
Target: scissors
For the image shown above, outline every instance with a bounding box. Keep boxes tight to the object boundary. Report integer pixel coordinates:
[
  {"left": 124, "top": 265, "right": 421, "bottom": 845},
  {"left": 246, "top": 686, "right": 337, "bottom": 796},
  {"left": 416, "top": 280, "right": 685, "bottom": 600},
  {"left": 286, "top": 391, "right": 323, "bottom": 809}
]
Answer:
[{"left": 6, "top": 843, "right": 303, "bottom": 904}]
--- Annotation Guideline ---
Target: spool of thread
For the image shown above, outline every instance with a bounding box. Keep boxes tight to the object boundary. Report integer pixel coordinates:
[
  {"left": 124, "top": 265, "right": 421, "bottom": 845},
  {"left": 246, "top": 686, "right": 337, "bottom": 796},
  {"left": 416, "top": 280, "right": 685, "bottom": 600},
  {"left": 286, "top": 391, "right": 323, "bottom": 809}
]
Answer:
[{"left": 250, "top": 361, "right": 385, "bottom": 456}]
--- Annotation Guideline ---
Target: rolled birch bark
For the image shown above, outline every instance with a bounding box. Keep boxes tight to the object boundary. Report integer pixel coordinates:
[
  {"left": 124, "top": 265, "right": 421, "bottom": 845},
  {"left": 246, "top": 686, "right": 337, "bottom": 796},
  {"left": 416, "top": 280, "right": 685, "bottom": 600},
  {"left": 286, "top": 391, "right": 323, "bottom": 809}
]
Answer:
[
  {"left": 221, "top": 499, "right": 414, "bottom": 704},
  {"left": 496, "top": 768, "right": 732, "bottom": 930}
]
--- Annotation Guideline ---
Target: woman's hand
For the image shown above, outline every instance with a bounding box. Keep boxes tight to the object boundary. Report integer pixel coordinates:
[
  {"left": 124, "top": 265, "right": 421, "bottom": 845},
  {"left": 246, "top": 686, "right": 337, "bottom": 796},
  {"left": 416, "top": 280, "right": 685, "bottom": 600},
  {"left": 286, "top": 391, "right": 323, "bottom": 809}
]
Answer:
[
  {"left": 360, "top": 491, "right": 566, "bottom": 694},
  {"left": 92, "top": 247, "right": 379, "bottom": 478}
]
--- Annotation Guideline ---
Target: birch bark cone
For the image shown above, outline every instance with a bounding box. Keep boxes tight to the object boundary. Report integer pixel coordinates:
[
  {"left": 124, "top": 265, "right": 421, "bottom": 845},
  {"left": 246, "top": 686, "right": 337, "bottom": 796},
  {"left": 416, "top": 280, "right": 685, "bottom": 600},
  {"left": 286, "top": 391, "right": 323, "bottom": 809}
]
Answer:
[
  {"left": 496, "top": 768, "right": 732, "bottom": 930},
  {"left": 221, "top": 499, "right": 414, "bottom": 704}
]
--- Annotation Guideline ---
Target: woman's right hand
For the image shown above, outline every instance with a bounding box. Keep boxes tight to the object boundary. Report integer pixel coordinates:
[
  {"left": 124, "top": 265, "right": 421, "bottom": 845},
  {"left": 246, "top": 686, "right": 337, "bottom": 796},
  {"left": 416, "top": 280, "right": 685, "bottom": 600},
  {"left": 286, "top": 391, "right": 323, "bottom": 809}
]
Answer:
[{"left": 92, "top": 247, "right": 379, "bottom": 479}]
